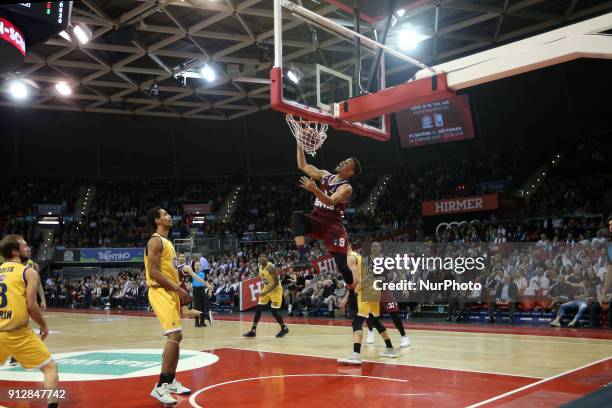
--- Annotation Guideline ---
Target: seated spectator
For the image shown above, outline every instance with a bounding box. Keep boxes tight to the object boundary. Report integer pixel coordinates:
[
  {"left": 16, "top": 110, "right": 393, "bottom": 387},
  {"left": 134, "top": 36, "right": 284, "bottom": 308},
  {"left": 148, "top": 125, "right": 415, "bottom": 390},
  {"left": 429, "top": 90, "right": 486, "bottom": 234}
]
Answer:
[
  {"left": 547, "top": 274, "right": 574, "bottom": 310},
  {"left": 487, "top": 274, "right": 519, "bottom": 323},
  {"left": 550, "top": 277, "right": 590, "bottom": 327}
]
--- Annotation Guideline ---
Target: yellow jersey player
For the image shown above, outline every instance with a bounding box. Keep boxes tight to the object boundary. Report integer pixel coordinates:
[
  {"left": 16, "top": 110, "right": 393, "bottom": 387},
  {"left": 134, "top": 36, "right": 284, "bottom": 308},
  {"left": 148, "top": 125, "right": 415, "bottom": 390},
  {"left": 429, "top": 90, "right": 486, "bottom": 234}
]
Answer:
[
  {"left": 243, "top": 254, "right": 289, "bottom": 338},
  {"left": 338, "top": 245, "right": 398, "bottom": 365},
  {"left": 0, "top": 235, "right": 60, "bottom": 408},
  {"left": 144, "top": 207, "right": 192, "bottom": 405}
]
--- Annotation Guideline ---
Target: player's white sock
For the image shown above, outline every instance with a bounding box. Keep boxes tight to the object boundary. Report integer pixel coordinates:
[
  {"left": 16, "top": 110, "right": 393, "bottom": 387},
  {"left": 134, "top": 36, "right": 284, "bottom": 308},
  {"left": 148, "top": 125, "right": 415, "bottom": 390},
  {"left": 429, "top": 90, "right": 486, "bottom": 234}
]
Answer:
[{"left": 366, "top": 330, "right": 375, "bottom": 344}]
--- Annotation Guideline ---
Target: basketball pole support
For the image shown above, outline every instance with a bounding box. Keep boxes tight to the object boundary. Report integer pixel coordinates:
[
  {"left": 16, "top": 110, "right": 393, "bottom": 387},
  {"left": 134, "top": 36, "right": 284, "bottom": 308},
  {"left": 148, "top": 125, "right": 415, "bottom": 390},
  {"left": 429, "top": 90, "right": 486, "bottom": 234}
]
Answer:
[{"left": 366, "top": 0, "right": 397, "bottom": 93}]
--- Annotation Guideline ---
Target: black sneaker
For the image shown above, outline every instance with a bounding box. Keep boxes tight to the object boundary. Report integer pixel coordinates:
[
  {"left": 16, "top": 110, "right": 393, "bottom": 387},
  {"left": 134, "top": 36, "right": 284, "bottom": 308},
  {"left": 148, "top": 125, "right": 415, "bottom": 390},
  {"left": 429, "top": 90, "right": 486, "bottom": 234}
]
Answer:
[
  {"left": 276, "top": 326, "right": 289, "bottom": 338},
  {"left": 9, "top": 357, "right": 18, "bottom": 366},
  {"left": 293, "top": 256, "right": 311, "bottom": 270},
  {"left": 243, "top": 330, "right": 256, "bottom": 338}
]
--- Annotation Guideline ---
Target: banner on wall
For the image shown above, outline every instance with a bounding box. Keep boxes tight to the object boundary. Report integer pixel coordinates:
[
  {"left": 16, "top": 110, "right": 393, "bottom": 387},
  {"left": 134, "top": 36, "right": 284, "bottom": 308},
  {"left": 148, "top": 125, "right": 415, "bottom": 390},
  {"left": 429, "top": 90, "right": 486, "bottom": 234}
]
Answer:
[
  {"left": 56, "top": 248, "right": 145, "bottom": 263},
  {"left": 422, "top": 194, "right": 499, "bottom": 216},
  {"left": 310, "top": 254, "right": 337, "bottom": 274},
  {"left": 183, "top": 203, "right": 212, "bottom": 214},
  {"left": 239, "top": 276, "right": 263, "bottom": 311}
]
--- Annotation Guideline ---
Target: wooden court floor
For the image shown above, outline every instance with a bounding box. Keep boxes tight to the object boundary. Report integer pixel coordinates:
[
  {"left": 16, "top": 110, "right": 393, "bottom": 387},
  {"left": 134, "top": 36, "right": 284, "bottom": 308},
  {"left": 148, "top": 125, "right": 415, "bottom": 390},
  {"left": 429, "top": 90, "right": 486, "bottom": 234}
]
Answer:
[{"left": 1, "top": 310, "right": 611, "bottom": 407}]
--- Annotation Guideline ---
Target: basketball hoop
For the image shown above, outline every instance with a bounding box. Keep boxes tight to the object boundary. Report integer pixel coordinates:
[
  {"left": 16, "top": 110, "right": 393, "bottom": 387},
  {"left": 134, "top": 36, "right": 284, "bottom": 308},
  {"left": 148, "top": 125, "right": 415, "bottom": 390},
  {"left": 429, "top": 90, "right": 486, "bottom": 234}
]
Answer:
[{"left": 286, "top": 114, "right": 328, "bottom": 157}]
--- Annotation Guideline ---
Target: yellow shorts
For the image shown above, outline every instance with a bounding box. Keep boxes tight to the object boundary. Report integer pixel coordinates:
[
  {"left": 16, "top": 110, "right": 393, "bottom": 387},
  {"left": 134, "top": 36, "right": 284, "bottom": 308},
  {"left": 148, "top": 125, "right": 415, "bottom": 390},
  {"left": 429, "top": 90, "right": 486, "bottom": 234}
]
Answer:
[
  {"left": 0, "top": 326, "right": 52, "bottom": 369},
  {"left": 148, "top": 287, "right": 181, "bottom": 334},
  {"left": 357, "top": 295, "right": 380, "bottom": 318},
  {"left": 258, "top": 287, "right": 283, "bottom": 309}
]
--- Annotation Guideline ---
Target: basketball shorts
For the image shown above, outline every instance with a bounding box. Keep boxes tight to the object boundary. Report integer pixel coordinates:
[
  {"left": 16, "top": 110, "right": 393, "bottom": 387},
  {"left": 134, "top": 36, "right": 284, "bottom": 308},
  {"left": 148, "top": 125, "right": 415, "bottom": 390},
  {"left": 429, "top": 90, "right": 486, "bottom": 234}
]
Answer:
[
  {"left": 380, "top": 291, "right": 400, "bottom": 314},
  {"left": 259, "top": 287, "right": 283, "bottom": 309},
  {"left": 357, "top": 292, "right": 380, "bottom": 318},
  {"left": 0, "top": 326, "right": 52, "bottom": 369},
  {"left": 148, "top": 287, "right": 181, "bottom": 335},
  {"left": 302, "top": 212, "right": 349, "bottom": 255}
]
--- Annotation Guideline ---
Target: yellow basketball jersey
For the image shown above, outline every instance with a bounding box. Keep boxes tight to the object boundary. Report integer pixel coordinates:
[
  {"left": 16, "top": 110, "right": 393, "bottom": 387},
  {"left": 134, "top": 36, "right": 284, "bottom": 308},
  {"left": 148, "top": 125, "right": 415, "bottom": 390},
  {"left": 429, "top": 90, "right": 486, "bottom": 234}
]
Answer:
[
  {"left": 259, "top": 262, "right": 277, "bottom": 291},
  {"left": 350, "top": 250, "right": 363, "bottom": 291},
  {"left": 0, "top": 262, "right": 30, "bottom": 331},
  {"left": 353, "top": 252, "right": 380, "bottom": 302},
  {"left": 144, "top": 233, "right": 178, "bottom": 287}
]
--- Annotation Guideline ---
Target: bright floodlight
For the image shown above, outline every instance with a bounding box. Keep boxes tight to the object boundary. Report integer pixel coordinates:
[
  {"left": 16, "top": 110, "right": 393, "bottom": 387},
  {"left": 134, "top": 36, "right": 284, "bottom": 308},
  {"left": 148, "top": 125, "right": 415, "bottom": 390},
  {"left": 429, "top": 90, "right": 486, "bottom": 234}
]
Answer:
[
  {"left": 59, "top": 30, "right": 72, "bottom": 42},
  {"left": 287, "top": 70, "right": 299, "bottom": 84},
  {"left": 399, "top": 29, "right": 419, "bottom": 50},
  {"left": 9, "top": 80, "right": 28, "bottom": 99},
  {"left": 55, "top": 81, "right": 72, "bottom": 96},
  {"left": 73, "top": 24, "right": 91, "bottom": 44},
  {"left": 201, "top": 64, "right": 216, "bottom": 82},
  {"left": 395, "top": 8, "right": 406, "bottom": 18}
]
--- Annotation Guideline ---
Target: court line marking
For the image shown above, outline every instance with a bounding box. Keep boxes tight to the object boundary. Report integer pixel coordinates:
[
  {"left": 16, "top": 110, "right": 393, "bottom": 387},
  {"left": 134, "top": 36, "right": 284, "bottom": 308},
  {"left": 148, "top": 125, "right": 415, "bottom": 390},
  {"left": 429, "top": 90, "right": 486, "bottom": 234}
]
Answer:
[
  {"left": 188, "top": 373, "right": 410, "bottom": 408},
  {"left": 217, "top": 346, "right": 543, "bottom": 379},
  {"left": 465, "top": 355, "right": 612, "bottom": 408},
  {"left": 44, "top": 310, "right": 612, "bottom": 341},
  {"left": 229, "top": 320, "right": 612, "bottom": 347}
]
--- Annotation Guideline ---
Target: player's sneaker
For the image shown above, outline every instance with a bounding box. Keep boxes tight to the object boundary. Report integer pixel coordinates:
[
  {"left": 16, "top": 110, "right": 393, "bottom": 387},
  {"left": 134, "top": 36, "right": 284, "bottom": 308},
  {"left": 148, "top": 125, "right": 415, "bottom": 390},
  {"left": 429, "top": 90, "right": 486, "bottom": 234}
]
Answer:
[
  {"left": 276, "top": 326, "right": 289, "bottom": 338},
  {"left": 243, "top": 329, "right": 256, "bottom": 338},
  {"left": 379, "top": 348, "right": 398, "bottom": 358},
  {"left": 400, "top": 336, "right": 410, "bottom": 348},
  {"left": 168, "top": 379, "right": 191, "bottom": 394},
  {"left": 151, "top": 383, "right": 177, "bottom": 405},
  {"left": 366, "top": 330, "right": 375, "bottom": 344},
  {"left": 337, "top": 352, "right": 362, "bottom": 365}
]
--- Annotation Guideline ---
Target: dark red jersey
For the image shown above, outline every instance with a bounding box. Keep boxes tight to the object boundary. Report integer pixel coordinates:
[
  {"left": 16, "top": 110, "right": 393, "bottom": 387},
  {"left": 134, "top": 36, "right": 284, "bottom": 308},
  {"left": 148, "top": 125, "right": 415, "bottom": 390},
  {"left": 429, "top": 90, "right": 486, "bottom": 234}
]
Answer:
[{"left": 311, "top": 174, "right": 350, "bottom": 222}]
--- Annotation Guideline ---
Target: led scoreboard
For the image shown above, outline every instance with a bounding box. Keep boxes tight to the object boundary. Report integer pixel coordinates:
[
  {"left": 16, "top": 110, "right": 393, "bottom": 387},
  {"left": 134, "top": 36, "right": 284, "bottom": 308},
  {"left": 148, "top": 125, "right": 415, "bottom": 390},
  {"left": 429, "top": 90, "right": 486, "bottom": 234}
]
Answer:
[{"left": 0, "top": 1, "right": 72, "bottom": 73}]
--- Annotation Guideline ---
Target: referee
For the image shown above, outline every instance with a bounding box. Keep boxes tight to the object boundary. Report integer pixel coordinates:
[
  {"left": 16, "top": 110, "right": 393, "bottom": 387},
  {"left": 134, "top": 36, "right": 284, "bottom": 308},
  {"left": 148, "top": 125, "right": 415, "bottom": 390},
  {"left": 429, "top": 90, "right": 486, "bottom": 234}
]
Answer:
[{"left": 192, "top": 261, "right": 209, "bottom": 327}]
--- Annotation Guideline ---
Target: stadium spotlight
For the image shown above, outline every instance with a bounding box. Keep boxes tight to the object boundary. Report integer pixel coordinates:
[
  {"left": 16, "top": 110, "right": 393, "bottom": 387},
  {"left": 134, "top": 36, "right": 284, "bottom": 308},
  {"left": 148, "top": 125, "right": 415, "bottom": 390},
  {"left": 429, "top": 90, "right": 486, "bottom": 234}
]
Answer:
[
  {"left": 399, "top": 29, "right": 419, "bottom": 50},
  {"left": 55, "top": 81, "right": 72, "bottom": 96},
  {"left": 149, "top": 81, "right": 159, "bottom": 97},
  {"left": 287, "top": 70, "right": 299, "bottom": 84},
  {"left": 175, "top": 74, "right": 187, "bottom": 87},
  {"left": 59, "top": 30, "right": 72, "bottom": 42},
  {"left": 201, "top": 64, "right": 216, "bottom": 82},
  {"left": 73, "top": 24, "right": 92, "bottom": 44},
  {"left": 9, "top": 80, "right": 28, "bottom": 100}
]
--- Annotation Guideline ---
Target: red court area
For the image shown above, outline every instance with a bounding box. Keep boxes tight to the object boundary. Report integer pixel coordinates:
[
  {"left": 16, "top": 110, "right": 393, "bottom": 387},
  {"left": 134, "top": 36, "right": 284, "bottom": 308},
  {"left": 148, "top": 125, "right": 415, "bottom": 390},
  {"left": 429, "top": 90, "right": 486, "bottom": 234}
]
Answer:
[{"left": 2, "top": 348, "right": 611, "bottom": 408}]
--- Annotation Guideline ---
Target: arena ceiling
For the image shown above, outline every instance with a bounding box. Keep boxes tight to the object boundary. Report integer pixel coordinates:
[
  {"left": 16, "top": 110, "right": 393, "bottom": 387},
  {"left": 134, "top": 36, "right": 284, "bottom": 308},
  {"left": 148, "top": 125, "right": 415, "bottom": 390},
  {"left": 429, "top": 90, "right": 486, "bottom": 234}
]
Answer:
[{"left": 1, "top": 0, "right": 611, "bottom": 120}]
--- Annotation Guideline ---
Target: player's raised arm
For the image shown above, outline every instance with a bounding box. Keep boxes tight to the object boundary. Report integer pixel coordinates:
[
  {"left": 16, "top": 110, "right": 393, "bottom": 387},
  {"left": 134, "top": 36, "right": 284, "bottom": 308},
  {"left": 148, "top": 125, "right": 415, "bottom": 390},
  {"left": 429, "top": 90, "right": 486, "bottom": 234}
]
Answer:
[
  {"left": 25, "top": 267, "right": 48, "bottom": 340},
  {"left": 299, "top": 177, "right": 353, "bottom": 206},
  {"left": 297, "top": 145, "right": 329, "bottom": 180}
]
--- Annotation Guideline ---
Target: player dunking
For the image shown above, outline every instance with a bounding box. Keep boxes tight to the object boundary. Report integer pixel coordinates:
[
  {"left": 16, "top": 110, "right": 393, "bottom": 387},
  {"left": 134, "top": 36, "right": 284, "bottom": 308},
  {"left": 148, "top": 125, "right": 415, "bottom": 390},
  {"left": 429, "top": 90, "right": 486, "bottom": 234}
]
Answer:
[
  {"left": 365, "top": 241, "right": 410, "bottom": 348},
  {"left": 0, "top": 235, "right": 60, "bottom": 408},
  {"left": 244, "top": 254, "right": 289, "bottom": 338},
  {"left": 338, "top": 245, "right": 397, "bottom": 365},
  {"left": 145, "top": 208, "right": 192, "bottom": 405},
  {"left": 292, "top": 144, "right": 361, "bottom": 308}
]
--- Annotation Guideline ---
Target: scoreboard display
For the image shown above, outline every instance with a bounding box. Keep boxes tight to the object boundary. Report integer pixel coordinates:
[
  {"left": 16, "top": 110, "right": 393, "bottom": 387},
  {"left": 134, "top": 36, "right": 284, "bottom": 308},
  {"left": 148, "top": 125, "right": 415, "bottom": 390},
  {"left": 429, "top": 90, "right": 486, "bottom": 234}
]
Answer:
[
  {"left": 0, "top": 1, "right": 71, "bottom": 72},
  {"left": 0, "top": 1, "right": 71, "bottom": 49},
  {"left": 2, "top": 2, "right": 70, "bottom": 28}
]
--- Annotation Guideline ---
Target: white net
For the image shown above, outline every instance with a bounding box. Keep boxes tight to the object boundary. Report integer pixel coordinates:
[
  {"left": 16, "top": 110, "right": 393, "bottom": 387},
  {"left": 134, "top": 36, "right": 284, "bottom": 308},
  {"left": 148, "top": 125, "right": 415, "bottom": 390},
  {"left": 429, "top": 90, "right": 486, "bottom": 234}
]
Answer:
[{"left": 286, "top": 114, "right": 328, "bottom": 157}]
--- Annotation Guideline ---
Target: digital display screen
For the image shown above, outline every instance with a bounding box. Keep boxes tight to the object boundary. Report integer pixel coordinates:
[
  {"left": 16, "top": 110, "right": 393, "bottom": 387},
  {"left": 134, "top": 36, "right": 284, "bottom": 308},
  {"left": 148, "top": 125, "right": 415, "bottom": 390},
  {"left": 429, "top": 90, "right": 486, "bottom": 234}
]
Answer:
[
  {"left": 5, "top": 2, "right": 69, "bottom": 27},
  {"left": 396, "top": 94, "right": 476, "bottom": 148}
]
